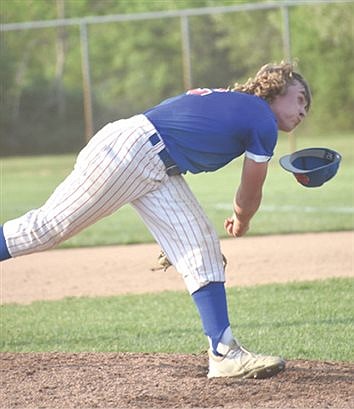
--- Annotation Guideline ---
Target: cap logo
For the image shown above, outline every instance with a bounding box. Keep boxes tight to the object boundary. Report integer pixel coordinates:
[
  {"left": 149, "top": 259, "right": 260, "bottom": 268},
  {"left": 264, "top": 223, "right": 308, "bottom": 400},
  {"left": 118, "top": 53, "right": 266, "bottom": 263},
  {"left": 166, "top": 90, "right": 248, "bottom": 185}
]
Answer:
[
  {"left": 295, "top": 173, "right": 310, "bottom": 185},
  {"left": 325, "top": 151, "right": 335, "bottom": 161}
]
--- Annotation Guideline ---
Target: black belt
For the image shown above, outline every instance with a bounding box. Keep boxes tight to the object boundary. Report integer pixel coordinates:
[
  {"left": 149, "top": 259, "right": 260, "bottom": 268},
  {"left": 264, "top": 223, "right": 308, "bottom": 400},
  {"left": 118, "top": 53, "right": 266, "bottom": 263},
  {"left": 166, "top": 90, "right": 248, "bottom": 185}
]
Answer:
[{"left": 149, "top": 133, "right": 181, "bottom": 176}]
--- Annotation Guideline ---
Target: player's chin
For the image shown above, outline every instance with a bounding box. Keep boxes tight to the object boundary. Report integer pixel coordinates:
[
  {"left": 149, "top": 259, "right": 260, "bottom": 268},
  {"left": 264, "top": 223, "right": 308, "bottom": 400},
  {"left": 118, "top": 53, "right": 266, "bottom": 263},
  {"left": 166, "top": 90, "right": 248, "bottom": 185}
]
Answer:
[{"left": 280, "top": 122, "right": 297, "bottom": 133}]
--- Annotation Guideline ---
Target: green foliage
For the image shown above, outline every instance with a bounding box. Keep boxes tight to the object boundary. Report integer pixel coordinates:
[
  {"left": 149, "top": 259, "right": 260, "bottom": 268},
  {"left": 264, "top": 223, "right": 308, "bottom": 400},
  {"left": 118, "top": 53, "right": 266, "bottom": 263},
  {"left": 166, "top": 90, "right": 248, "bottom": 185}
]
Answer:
[
  {"left": 205, "top": 8, "right": 284, "bottom": 85},
  {"left": 1, "top": 278, "right": 353, "bottom": 362},
  {"left": 1, "top": 1, "right": 353, "bottom": 155},
  {"left": 89, "top": 17, "right": 184, "bottom": 122},
  {"left": 291, "top": 3, "right": 354, "bottom": 132}
]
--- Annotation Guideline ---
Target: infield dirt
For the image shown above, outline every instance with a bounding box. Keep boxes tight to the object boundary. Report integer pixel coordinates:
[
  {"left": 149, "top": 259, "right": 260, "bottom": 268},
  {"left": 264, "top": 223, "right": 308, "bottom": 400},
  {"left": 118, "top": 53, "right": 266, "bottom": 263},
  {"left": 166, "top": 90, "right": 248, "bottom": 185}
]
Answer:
[{"left": 1, "top": 231, "right": 353, "bottom": 408}]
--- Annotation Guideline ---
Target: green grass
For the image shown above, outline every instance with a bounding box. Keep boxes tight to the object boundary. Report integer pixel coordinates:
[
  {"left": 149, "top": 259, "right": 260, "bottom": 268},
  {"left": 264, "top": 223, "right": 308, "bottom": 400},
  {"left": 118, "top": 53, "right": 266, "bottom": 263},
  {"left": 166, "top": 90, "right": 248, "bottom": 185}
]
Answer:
[
  {"left": 1, "top": 132, "right": 353, "bottom": 247},
  {"left": 1, "top": 278, "right": 353, "bottom": 362}
]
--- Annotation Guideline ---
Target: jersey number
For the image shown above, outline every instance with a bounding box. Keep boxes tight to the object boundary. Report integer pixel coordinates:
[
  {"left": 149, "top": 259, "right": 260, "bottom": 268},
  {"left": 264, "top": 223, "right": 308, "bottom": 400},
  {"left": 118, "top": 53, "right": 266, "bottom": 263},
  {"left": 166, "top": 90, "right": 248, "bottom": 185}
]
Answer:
[{"left": 186, "top": 88, "right": 228, "bottom": 96}]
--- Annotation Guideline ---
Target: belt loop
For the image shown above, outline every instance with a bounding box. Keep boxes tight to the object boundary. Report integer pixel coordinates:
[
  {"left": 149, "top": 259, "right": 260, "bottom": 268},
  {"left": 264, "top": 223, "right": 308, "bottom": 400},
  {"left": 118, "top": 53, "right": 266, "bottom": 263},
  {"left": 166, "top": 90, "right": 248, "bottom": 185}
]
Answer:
[
  {"left": 149, "top": 133, "right": 161, "bottom": 146},
  {"left": 148, "top": 133, "right": 181, "bottom": 176}
]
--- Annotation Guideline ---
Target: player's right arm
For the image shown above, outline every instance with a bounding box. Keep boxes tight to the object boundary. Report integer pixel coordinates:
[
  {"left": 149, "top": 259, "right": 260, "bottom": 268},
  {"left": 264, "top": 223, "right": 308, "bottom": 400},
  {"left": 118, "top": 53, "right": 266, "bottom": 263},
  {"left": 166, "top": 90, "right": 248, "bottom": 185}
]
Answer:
[{"left": 224, "top": 157, "right": 268, "bottom": 237}]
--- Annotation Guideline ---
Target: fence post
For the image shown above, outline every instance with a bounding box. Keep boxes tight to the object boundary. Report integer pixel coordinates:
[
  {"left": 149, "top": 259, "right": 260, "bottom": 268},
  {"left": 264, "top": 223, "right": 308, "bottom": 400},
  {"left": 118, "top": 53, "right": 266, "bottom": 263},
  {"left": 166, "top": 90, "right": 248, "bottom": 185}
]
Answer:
[
  {"left": 80, "top": 22, "right": 94, "bottom": 143},
  {"left": 180, "top": 15, "right": 192, "bottom": 90},
  {"left": 282, "top": 5, "right": 296, "bottom": 153},
  {"left": 282, "top": 5, "right": 292, "bottom": 63}
]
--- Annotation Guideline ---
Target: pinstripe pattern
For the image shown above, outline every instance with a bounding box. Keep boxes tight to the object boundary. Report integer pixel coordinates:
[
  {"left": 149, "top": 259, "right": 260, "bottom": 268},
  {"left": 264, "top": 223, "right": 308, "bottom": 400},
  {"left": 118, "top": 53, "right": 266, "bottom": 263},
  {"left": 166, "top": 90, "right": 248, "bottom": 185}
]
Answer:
[
  {"left": 132, "top": 176, "right": 225, "bottom": 294},
  {"left": 4, "top": 115, "right": 165, "bottom": 254},
  {"left": 4, "top": 114, "right": 225, "bottom": 293}
]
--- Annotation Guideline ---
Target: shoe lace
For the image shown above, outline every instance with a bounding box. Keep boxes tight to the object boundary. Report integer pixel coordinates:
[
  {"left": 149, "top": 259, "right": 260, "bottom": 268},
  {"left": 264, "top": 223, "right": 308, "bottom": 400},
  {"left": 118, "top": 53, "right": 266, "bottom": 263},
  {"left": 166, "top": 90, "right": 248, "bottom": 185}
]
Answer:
[{"left": 225, "top": 340, "right": 258, "bottom": 361}]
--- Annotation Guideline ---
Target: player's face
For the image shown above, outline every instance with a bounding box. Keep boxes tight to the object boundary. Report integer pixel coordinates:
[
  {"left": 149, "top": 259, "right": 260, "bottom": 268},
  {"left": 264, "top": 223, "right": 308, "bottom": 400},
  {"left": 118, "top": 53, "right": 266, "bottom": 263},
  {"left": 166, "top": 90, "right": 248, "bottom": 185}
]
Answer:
[{"left": 270, "top": 81, "right": 308, "bottom": 132}]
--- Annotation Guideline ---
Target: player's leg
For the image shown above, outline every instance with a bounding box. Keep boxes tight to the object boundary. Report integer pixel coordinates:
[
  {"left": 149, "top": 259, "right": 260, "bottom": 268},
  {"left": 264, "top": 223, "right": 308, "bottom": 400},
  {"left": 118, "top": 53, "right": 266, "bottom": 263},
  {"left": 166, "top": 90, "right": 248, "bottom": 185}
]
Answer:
[
  {"left": 1, "top": 115, "right": 166, "bottom": 259},
  {"left": 132, "top": 175, "right": 231, "bottom": 349},
  {"left": 132, "top": 174, "right": 225, "bottom": 292},
  {"left": 132, "top": 175, "right": 285, "bottom": 379}
]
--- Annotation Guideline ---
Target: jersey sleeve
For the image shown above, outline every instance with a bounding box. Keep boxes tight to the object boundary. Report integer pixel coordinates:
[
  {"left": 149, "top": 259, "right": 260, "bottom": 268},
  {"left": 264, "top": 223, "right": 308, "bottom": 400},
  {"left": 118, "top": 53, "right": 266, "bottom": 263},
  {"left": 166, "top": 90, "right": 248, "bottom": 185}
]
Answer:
[{"left": 244, "top": 119, "right": 278, "bottom": 163}]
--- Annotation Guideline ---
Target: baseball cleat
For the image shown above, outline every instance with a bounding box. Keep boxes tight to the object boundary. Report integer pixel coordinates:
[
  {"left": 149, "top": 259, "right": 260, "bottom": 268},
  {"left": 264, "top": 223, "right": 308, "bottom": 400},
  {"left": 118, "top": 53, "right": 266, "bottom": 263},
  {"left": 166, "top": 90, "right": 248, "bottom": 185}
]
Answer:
[{"left": 207, "top": 339, "right": 285, "bottom": 379}]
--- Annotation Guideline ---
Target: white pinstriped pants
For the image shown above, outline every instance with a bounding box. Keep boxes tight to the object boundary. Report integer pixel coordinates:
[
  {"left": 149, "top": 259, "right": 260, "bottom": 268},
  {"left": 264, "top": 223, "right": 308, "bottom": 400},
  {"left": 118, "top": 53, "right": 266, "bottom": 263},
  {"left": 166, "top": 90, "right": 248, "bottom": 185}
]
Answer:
[{"left": 4, "top": 115, "right": 225, "bottom": 293}]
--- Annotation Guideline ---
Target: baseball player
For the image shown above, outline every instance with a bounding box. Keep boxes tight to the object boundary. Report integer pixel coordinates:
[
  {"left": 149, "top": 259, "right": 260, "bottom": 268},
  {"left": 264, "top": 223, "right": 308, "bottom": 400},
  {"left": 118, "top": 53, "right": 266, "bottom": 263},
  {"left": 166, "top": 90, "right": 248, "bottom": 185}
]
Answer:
[{"left": 0, "top": 62, "right": 311, "bottom": 379}]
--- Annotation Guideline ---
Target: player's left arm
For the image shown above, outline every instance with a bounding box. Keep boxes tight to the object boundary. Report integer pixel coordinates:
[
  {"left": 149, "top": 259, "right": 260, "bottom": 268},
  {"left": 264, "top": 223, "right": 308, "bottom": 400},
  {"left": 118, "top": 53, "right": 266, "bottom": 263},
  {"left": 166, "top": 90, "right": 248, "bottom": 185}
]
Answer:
[{"left": 224, "top": 157, "right": 268, "bottom": 237}]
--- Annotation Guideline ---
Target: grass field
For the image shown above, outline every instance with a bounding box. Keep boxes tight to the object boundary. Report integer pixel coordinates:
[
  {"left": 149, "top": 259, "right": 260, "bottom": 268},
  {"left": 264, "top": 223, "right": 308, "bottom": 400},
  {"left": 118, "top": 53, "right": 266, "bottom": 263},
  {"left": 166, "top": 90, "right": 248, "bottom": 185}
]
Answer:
[
  {"left": 1, "top": 132, "right": 353, "bottom": 360},
  {"left": 1, "top": 132, "right": 353, "bottom": 247},
  {"left": 2, "top": 278, "right": 353, "bottom": 361}
]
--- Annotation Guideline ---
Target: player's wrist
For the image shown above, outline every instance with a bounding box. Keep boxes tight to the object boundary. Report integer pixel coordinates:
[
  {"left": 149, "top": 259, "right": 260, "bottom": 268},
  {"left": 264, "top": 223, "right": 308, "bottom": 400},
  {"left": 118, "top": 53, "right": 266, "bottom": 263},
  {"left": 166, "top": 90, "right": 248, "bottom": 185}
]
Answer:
[{"left": 232, "top": 208, "right": 250, "bottom": 225}]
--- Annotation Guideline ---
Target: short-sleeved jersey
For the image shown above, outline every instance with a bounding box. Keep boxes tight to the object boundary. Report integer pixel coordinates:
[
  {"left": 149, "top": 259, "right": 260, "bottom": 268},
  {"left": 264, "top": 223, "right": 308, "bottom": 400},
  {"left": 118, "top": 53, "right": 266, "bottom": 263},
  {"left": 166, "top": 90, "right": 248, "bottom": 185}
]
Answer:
[{"left": 144, "top": 88, "right": 278, "bottom": 174}]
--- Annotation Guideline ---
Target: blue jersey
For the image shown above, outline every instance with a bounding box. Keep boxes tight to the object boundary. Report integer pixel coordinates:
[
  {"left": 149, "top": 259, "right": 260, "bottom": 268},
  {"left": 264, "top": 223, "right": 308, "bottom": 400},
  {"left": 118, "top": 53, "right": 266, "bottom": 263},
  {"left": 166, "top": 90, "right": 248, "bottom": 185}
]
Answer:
[{"left": 144, "top": 88, "right": 278, "bottom": 174}]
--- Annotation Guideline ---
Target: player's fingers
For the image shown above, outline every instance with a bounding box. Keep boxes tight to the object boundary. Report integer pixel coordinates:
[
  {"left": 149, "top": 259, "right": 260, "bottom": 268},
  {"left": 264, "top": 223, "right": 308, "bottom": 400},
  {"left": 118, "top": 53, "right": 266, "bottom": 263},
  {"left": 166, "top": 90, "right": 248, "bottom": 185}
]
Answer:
[
  {"left": 224, "top": 218, "right": 234, "bottom": 235},
  {"left": 224, "top": 218, "right": 232, "bottom": 229}
]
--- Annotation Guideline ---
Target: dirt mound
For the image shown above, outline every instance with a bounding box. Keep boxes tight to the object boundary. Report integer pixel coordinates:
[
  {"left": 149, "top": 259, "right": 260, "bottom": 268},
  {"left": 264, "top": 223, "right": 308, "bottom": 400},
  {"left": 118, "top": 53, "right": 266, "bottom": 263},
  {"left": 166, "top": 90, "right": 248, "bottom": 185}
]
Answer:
[{"left": 1, "top": 352, "right": 353, "bottom": 408}]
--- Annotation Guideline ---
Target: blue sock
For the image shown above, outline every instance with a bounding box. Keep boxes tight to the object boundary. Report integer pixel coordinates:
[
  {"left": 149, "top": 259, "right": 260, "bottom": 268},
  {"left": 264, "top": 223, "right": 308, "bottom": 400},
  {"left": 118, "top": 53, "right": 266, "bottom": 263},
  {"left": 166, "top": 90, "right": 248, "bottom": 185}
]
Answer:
[
  {"left": 0, "top": 226, "right": 11, "bottom": 261},
  {"left": 192, "top": 282, "right": 230, "bottom": 354}
]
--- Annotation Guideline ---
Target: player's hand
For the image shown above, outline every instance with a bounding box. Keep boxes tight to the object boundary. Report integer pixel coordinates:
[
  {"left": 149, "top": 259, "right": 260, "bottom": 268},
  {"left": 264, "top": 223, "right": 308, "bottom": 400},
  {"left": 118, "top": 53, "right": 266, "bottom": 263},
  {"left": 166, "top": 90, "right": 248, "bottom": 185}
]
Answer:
[{"left": 224, "top": 214, "right": 249, "bottom": 237}]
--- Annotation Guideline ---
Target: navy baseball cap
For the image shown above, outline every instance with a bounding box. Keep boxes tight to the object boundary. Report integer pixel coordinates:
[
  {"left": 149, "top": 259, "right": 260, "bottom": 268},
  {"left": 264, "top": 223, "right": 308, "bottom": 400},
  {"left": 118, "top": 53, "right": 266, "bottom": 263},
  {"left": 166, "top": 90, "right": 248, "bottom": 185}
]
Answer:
[{"left": 279, "top": 147, "right": 342, "bottom": 187}]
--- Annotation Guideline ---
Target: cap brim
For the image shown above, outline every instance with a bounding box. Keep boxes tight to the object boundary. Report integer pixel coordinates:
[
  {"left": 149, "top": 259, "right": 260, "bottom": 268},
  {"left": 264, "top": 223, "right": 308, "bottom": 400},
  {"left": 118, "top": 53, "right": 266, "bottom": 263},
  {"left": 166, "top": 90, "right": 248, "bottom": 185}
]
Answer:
[{"left": 279, "top": 154, "right": 310, "bottom": 173}]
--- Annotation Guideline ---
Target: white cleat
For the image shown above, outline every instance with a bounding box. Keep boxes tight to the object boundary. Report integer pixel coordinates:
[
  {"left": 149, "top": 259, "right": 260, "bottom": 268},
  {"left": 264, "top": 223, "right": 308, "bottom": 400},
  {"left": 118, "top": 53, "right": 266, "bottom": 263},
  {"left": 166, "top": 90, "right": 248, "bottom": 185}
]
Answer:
[{"left": 207, "top": 339, "right": 285, "bottom": 379}]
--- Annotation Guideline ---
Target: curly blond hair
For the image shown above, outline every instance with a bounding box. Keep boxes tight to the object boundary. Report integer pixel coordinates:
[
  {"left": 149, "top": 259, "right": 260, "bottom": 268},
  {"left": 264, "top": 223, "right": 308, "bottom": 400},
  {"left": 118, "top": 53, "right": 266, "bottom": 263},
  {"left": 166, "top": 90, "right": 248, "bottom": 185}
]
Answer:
[{"left": 232, "top": 62, "right": 311, "bottom": 111}]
